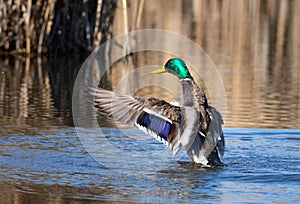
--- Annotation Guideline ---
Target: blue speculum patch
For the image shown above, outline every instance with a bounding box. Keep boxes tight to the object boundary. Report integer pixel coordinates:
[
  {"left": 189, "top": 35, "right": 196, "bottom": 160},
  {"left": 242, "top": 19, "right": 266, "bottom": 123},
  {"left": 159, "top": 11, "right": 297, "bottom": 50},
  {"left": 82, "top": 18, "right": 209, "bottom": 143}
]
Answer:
[{"left": 137, "top": 112, "right": 172, "bottom": 141}]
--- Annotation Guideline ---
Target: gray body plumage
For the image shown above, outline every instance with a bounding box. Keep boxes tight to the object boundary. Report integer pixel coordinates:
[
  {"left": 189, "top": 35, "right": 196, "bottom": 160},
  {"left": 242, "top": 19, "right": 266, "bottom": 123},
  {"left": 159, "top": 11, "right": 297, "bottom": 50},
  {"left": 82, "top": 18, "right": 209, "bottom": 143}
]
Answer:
[{"left": 178, "top": 78, "right": 224, "bottom": 166}]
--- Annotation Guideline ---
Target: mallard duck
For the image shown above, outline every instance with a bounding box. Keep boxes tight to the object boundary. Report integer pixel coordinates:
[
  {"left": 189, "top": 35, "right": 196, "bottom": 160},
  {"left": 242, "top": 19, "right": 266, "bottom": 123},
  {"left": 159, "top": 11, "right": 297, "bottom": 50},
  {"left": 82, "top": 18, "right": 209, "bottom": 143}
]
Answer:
[{"left": 91, "top": 58, "right": 225, "bottom": 167}]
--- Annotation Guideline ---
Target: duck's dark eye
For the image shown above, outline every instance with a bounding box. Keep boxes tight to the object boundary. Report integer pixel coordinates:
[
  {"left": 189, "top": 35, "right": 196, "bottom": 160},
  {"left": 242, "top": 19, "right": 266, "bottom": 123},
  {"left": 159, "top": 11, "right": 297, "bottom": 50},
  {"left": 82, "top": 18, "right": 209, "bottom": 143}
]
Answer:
[{"left": 165, "top": 60, "right": 173, "bottom": 68}]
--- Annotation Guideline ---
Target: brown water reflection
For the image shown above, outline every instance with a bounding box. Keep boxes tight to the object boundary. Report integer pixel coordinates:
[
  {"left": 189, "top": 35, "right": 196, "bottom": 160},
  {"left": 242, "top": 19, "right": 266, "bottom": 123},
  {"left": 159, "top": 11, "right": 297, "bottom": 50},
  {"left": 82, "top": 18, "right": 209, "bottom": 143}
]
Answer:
[
  {"left": 129, "top": 0, "right": 300, "bottom": 129},
  {"left": 0, "top": 56, "right": 83, "bottom": 130},
  {"left": 1, "top": 0, "right": 299, "bottom": 129},
  {"left": 0, "top": 182, "right": 123, "bottom": 203}
]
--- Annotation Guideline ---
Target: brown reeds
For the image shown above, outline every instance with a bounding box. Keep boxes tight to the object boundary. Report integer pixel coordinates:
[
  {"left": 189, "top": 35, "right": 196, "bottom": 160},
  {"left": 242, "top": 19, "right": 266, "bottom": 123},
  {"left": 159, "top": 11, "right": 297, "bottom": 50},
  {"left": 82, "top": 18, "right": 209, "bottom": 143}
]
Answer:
[{"left": 0, "top": 0, "right": 118, "bottom": 56}]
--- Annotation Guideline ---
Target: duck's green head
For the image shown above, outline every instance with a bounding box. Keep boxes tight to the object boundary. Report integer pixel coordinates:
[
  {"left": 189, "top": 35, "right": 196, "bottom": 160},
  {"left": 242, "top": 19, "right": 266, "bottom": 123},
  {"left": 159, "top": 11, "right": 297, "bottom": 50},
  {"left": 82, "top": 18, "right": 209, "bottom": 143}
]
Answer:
[{"left": 152, "top": 58, "right": 192, "bottom": 79}]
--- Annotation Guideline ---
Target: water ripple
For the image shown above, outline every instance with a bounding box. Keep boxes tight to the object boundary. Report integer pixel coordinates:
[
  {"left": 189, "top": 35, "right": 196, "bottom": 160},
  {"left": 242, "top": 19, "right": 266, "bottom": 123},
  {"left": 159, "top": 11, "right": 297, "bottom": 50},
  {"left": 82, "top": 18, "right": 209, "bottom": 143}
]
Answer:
[{"left": 0, "top": 127, "right": 299, "bottom": 203}]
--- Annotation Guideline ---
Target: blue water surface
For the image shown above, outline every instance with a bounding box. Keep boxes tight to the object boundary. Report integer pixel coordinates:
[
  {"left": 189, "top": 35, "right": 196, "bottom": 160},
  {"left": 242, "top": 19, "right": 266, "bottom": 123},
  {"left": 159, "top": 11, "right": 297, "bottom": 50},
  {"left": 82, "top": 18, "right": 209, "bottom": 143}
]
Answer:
[{"left": 0, "top": 127, "right": 299, "bottom": 203}]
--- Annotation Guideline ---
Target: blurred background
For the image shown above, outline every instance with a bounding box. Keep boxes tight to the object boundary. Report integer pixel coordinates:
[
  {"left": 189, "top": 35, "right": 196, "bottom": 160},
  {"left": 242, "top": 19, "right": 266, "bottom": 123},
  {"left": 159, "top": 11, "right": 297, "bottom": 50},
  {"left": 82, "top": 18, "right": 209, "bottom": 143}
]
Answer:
[
  {"left": 1, "top": 0, "right": 299, "bottom": 129},
  {"left": 1, "top": 1, "right": 300, "bottom": 203}
]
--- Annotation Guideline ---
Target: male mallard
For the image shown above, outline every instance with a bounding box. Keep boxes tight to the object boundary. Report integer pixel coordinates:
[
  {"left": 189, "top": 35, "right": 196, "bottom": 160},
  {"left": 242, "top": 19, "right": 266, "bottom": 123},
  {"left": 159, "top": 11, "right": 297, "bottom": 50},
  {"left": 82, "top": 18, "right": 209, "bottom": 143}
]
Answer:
[{"left": 91, "top": 58, "right": 225, "bottom": 167}]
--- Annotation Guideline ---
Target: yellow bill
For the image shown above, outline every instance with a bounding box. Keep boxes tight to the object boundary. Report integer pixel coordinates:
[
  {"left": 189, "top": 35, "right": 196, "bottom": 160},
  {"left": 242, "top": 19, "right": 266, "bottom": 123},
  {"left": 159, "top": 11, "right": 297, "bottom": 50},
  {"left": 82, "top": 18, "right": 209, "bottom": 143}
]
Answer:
[{"left": 151, "top": 66, "right": 166, "bottom": 74}]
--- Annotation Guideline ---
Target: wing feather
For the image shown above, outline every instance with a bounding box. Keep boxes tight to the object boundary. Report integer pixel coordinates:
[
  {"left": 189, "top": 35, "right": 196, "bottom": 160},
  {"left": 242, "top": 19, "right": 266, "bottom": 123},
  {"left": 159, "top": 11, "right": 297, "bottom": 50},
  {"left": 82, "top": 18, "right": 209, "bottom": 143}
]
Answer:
[{"left": 90, "top": 88, "right": 182, "bottom": 154}]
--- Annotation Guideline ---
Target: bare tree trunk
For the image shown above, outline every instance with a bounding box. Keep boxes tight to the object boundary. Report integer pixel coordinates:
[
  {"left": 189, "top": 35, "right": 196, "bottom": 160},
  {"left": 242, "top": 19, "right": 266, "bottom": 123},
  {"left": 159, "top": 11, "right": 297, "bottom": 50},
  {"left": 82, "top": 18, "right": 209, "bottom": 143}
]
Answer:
[
  {"left": 122, "top": 0, "right": 129, "bottom": 55},
  {"left": 25, "top": 0, "right": 32, "bottom": 54},
  {"left": 38, "top": 1, "right": 51, "bottom": 54},
  {"left": 93, "top": 0, "right": 103, "bottom": 49}
]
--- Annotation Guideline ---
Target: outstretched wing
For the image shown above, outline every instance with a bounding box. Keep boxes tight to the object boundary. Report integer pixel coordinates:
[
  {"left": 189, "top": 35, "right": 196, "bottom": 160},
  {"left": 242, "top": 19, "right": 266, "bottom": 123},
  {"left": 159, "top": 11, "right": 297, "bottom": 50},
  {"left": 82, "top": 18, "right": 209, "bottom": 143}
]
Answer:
[{"left": 90, "top": 88, "right": 182, "bottom": 154}]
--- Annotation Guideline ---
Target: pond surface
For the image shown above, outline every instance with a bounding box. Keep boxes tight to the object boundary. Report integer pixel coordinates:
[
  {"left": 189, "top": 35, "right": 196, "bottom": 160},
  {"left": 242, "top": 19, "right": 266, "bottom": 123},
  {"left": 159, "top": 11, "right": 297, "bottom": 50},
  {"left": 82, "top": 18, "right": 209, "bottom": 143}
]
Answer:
[
  {"left": 1, "top": 0, "right": 300, "bottom": 203},
  {"left": 0, "top": 127, "right": 299, "bottom": 203}
]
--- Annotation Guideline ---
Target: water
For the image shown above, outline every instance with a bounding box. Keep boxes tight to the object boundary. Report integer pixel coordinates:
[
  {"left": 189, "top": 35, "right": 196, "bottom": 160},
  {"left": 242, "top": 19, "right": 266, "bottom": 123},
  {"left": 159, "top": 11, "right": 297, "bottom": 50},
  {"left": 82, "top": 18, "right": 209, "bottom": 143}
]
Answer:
[
  {"left": 1, "top": 0, "right": 300, "bottom": 203},
  {"left": 0, "top": 127, "right": 299, "bottom": 203}
]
